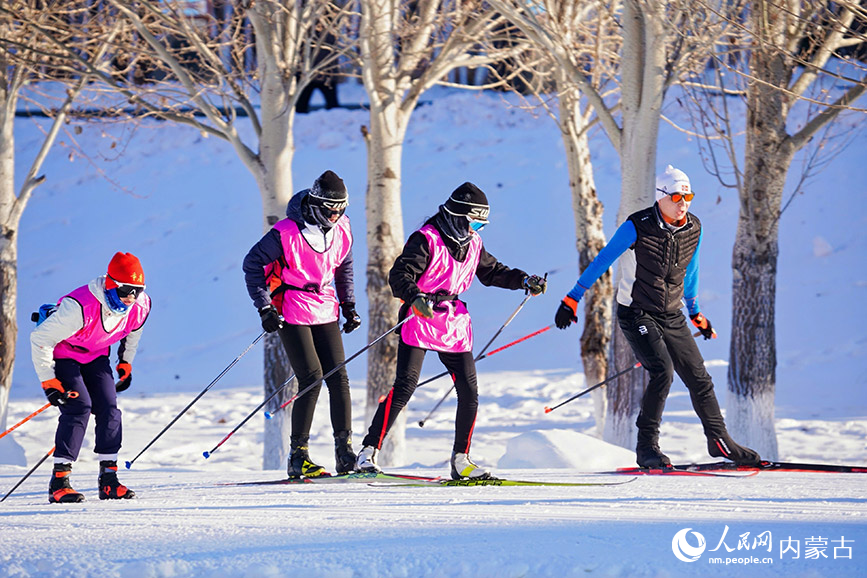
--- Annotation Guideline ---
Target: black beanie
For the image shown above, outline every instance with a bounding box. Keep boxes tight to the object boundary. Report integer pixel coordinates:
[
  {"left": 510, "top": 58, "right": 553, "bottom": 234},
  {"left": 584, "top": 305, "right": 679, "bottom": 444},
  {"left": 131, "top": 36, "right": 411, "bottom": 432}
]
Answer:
[
  {"left": 310, "top": 170, "right": 348, "bottom": 205},
  {"left": 443, "top": 182, "right": 489, "bottom": 222}
]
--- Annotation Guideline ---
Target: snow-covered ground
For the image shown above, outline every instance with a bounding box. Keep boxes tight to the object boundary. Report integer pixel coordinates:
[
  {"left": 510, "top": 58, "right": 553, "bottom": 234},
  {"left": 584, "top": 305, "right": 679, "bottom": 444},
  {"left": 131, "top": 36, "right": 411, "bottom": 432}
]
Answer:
[
  {"left": 2, "top": 83, "right": 865, "bottom": 577},
  {"left": 2, "top": 376, "right": 865, "bottom": 577}
]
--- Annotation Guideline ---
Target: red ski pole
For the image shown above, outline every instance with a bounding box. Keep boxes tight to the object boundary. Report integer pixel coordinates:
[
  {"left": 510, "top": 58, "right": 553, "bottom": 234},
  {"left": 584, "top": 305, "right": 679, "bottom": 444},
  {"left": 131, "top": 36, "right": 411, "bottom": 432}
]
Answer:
[
  {"left": 0, "top": 403, "right": 50, "bottom": 442},
  {"left": 417, "top": 324, "right": 553, "bottom": 427},
  {"left": 0, "top": 390, "right": 81, "bottom": 442}
]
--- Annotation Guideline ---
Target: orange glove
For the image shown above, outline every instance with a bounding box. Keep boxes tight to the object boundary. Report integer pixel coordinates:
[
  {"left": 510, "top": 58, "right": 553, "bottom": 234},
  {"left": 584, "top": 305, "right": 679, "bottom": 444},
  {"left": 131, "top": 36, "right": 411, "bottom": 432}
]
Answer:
[
  {"left": 42, "top": 378, "right": 68, "bottom": 406},
  {"left": 116, "top": 362, "right": 132, "bottom": 392},
  {"left": 554, "top": 297, "right": 579, "bottom": 329},
  {"left": 690, "top": 313, "right": 717, "bottom": 340}
]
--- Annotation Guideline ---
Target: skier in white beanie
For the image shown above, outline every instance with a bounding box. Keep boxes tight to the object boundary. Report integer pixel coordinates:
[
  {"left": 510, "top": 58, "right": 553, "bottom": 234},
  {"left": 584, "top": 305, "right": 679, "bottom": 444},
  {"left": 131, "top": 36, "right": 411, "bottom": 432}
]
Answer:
[{"left": 554, "top": 165, "right": 761, "bottom": 469}]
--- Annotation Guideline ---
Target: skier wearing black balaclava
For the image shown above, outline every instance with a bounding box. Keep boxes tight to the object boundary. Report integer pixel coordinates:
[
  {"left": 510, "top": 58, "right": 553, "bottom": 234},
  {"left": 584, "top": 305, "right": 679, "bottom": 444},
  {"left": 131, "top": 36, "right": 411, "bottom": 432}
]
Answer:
[
  {"left": 243, "top": 170, "right": 361, "bottom": 478},
  {"left": 355, "top": 182, "right": 548, "bottom": 480}
]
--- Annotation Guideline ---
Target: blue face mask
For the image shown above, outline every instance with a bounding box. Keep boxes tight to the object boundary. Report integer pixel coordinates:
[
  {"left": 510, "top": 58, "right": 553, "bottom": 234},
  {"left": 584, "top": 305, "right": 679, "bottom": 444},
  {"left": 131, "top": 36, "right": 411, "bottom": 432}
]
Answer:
[
  {"left": 470, "top": 220, "right": 486, "bottom": 232},
  {"left": 104, "top": 288, "right": 129, "bottom": 314}
]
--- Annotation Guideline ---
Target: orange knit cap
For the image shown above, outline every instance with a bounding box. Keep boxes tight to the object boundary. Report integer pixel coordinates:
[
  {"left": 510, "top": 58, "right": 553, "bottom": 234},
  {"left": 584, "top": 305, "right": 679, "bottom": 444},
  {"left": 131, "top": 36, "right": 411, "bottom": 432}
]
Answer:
[{"left": 106, "top": 252, "right": 145, "bottom": 289}]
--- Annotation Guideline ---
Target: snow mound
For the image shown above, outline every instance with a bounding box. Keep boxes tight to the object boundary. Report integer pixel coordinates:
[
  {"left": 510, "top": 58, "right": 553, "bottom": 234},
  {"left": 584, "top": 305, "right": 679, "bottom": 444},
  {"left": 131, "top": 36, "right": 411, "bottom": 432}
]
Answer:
[
  {"left": 0, "top": 436, "right": 26, "bottom": 467},
  {"left": 497, "top": 429, "right": 635, "bottom": 471}
]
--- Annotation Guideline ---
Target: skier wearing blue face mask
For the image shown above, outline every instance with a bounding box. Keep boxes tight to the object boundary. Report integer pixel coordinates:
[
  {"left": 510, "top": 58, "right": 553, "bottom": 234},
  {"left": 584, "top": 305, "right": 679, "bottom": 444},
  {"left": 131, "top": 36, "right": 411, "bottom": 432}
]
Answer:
[
  {"left": 355, "top": 182, "right": 547, "bottom": 480},
  {"left": 30, "top": 252, "right": 150, "bottom": 503}
]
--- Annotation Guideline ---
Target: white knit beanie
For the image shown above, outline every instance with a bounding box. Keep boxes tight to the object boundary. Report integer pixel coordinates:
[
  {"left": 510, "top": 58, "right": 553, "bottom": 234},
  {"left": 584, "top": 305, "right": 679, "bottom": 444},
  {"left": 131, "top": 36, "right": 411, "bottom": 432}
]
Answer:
[{"left": 655, "top": 165, "right": 691, "bottom": 202}]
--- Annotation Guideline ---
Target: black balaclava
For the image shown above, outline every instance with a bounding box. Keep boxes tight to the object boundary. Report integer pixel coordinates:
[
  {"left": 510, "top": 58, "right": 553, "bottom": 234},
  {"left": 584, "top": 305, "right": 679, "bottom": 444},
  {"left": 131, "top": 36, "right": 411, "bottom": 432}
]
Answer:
[
  {"left": 303, "top": 170, "right": 348, "bottom": 231},
  {"left": 434, "top": 182, "right": 490, "bottom": 248}
]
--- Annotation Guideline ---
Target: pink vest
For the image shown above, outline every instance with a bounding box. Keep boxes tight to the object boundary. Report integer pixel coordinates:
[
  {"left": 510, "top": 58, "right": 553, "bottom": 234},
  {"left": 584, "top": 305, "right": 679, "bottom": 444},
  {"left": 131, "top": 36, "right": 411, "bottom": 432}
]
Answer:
[
  {"left": 273, "top": 217, "right": 353, "bottom": 325},
  {"left": 401, "top": 225, "right": 482, "bottom": 353},
  {"left": 53, "top": 285, "right": 151, "bottom": 364}
]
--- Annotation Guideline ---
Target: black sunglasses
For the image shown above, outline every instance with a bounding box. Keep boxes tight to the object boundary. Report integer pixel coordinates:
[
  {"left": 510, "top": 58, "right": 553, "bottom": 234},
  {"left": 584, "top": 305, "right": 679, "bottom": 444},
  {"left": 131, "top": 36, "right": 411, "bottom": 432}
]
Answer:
[{"left": 115, "top": 284, "right": 145, "bottom": 299}]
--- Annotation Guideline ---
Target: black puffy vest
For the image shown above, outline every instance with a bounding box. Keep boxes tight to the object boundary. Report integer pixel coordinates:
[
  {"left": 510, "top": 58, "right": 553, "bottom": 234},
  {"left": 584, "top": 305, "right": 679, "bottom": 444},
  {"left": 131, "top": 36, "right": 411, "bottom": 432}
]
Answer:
[{"left": 626, "top": 205, "right": 701, "bottom": 313}]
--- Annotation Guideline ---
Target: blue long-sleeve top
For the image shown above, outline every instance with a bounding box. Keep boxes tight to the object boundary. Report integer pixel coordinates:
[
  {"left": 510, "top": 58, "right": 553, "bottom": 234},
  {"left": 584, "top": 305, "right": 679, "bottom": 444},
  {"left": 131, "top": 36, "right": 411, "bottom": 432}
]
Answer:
[{"left": 566, "top": 220, "right": 703, "bottom": 316}]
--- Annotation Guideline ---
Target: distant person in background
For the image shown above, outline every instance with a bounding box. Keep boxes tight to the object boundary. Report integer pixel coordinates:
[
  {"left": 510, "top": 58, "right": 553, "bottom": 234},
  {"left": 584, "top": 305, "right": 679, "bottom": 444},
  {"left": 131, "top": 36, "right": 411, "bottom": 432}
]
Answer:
[
  {"left": 355, "top": 183, "right": 548, "bottom": 480},
  {"left": 554, "top": 165, "right": 761, "bottom": 468},
  {"left": 243, "top": 170, "right": 360, "bottom": 478},
  {"left": 31, "top": 252, "right": 150, "bottom": 503},
  {"left": 295, "top": 28, "right": 340, "bottom": 114},
  {"left": 295, "top": 76, "right": 339, "bottom": 114}
]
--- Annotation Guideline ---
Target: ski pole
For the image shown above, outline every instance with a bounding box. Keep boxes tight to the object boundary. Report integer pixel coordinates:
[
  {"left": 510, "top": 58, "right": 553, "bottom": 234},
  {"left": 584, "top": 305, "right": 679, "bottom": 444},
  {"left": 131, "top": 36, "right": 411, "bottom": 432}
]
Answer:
[
  {"left": 416, "top": 323, "right": 553, "bottom": 427},
  {"left": 125, "top": 330, "right": 266, "bottom": 469},
  {"left": 416, "top": 291, "right": 537, "bottom": 428},
  {"left": 1, "top": 445, "right": 54, "bottom": 503},
  {"left": 0, "top": 389, "right": 78, "bottom": 442},
  {"left": 203, "top": 368, "right": 297, "bottom": 458},
  {"left": 544, "top": 362, "right": 642, "bottom": 414},
  {"left": 0, "top": 404, "right": 51, "bottom": 442},
  {"left": 265, "top": 316, "right": 412, "bottom": 419}
]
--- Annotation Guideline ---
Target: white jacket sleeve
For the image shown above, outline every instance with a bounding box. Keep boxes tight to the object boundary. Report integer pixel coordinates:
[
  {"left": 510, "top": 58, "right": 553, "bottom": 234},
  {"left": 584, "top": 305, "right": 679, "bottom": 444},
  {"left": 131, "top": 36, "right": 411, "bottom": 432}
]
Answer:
[
  {"left": 30, "top": 298, "right": 84, "bottom": 382},
  {"left": 118, "top": 328, "right": 142, "bottom": 364}
]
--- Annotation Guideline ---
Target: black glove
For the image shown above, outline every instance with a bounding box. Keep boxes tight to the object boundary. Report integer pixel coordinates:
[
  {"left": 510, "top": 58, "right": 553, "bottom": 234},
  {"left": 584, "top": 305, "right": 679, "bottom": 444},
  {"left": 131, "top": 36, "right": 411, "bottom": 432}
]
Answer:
[
  {"left": 411, "top": 295, "right": 434, "bottom": 319},
  {"left": 690, "top": 312, "right": 717, "bottom": 340},
  {"left": 554, "top": 298, "right": 578, "bottom": 330},
  {"left": 259, "top": 304, "right": 283, "bottom": 333},
  {"left": 340, "top": 302, "right": 362, "bottom": 334},
  {"left": 42, "top": 378, "right": 68, "bottom": 406},
  {"left": 115, "top": 362, "right": 132, "bottom": 392},
  {"left": 523, "top": 274, "right": 547, "bottom": 296}
]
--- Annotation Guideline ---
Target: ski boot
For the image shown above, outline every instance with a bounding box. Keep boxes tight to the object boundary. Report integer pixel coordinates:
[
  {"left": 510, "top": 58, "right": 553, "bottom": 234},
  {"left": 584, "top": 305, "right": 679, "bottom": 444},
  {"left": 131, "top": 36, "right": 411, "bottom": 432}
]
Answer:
[
  {"left": 450, "top": 452, "right": 493, "bottom": 480},
  {"left": 708, "top": 434, "right": 761, "bottom": 466},
  {"left": 635, "top": 443, "right": 672, "bottom": 469},
  {"left": 287, "top": 436, "right": 328, "bottom": 478},
  {"left": 98, "top": 460, "right": 136, "bottom": 499},
  {"left": 355, "top": 446, "right": 381, "bottom": 473},
  {"left": 49, "top": 463, "right": 85, "bottom": 504},
  {"left": 334, "top": 430, "right": 357, "bottom": 475}
]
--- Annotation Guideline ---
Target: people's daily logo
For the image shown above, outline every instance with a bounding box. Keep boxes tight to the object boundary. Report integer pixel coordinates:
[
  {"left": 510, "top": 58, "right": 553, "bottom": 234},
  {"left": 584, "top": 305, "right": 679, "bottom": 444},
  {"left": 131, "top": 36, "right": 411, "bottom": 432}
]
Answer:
[{"left": 672, "top": 528, "right": 706, "bottom": 562}]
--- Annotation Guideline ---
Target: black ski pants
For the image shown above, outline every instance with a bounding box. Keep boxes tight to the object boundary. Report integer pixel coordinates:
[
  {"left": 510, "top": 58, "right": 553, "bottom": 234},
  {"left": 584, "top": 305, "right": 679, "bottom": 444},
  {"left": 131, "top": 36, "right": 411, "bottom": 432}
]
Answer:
[
  {"left": 53, "top": 356, "right": 121, "bottom": 462},
  {"left": 362, "top": 340, "right": 479, "bottom": 455},
  {"left": 617, "top": 305, "right": 727, "bottom": 447},
  {"left": 277, "top": 320, "right": 351, "bottom": 439}
]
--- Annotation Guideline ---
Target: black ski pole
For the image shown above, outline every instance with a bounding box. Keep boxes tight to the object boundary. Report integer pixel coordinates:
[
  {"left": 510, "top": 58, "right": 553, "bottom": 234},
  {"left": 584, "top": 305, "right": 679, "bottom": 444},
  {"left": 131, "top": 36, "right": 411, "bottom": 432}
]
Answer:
[
  {"left": 203, "top": 368, "right": 297, "bottom": 458},
  {"left": 265, "top": 315, "right": 413, "bottom": 418},
  {"left": 125, "top": 330, "right": 266, "bottom": 469},
  {"left": 544, "top": 362, "right": 642, "bottom": 414},
  {"left": 1, "top": 445, "right": 54, "bottom": 503},
  {"left": 417, "top": 289, "right": 537, "bottom": 428}
]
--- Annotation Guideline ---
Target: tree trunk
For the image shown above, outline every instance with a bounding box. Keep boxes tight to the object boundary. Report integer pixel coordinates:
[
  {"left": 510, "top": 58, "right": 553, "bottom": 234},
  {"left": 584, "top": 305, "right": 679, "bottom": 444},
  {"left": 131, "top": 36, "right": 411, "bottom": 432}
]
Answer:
[
  {"left": 359, "top": 0, "right": 412, "bottom": 467},
  {"left": 603, "top": 1, "right": 666, "bottom": 450},
  {"left": 0, "top": 92, "right": 26, "bottom": 465},
  {"left": 727, "top": 35, "right": 793, "bottom": 461},
  {"left": 362, "top": 105, "right": 407, "bottom": 467},
  {"left": 558, "top": 83, "right": 612, "bottom": 436},
  {"left": 254, "top": 15, "right": 297, "bottom": 468}
]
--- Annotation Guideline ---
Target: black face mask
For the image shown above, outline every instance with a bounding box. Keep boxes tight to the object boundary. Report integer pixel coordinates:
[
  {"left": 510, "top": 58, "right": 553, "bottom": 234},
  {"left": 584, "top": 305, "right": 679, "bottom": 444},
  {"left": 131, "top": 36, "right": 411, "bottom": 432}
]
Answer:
[
  {"left": 303, "top": 199, "right": 345, "bottom": 230},
  {"left": 435, "top": 206, "right": 472, "bottom": 247}
]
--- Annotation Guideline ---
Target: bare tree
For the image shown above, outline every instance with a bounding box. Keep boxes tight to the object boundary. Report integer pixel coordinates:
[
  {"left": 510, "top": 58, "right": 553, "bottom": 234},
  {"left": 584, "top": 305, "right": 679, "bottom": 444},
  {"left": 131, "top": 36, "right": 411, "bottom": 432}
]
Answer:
[
  {"left": 356, "top": 0, "right": 529, "bottom": 465},
  {"left": 480, "top": 2, "right": 622, "bottom": 434},
  {"left": 19, "top": 0, "right": 356, "bottom": 468},
  {"left": 490, "top": 0, "right": 732, "bottom": 447},
  {"left": 0, "top": 1, "right": 119, "bottom": 463},
  {"left": 682, "top": 0, "right": 867, "bottom": 459}
]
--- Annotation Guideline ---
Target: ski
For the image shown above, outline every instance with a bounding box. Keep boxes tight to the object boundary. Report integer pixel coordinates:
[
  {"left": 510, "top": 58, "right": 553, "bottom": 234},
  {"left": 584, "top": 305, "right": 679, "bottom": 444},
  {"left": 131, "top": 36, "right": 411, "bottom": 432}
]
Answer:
[
  {"left": 370, "top": 476, "right": 638, "bottom": 487},
  {"left": 605, "top": 466, "right": 759, "bottom": 478},
  {"left": 221, "top": 471, "right": 442, "bottom": 486},
  {"left": 670, "top": 460, "right": 867, "bottom": 474}
]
